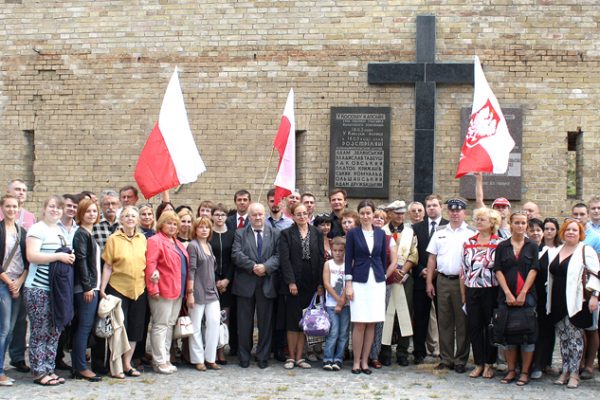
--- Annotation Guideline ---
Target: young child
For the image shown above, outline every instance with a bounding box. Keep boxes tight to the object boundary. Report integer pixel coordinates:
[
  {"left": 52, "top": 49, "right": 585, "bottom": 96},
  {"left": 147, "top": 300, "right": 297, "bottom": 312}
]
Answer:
[{"left": 322, "top": 237, "right": 350, "bottom": 371}]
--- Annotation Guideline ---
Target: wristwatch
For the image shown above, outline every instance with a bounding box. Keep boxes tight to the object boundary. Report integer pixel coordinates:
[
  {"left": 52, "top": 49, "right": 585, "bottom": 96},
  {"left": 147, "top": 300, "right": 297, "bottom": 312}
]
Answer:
[{"left": 593, "top": 291, "right": 599, "bottom": 298}]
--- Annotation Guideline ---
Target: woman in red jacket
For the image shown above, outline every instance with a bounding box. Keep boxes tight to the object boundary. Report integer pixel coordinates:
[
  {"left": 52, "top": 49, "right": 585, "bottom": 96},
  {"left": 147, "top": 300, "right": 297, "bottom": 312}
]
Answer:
[{"left": 146, "top": 211, "right": 189, "bottom": 375}]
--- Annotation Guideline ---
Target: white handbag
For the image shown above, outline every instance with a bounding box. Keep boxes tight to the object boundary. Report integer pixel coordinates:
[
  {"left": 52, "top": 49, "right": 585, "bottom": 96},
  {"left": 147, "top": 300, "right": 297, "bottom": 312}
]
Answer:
[{"left": 173, "top": 315, "right": 194, "bottom": 339}]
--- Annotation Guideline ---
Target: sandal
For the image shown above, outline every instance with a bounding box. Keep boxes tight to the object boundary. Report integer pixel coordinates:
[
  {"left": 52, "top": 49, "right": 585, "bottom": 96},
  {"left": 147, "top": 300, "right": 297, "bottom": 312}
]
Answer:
[
  {"left": 554, "top": 372, "right": 569, "bottom": 385},
  {"left": 567, "top": 374, "right": 580, "bottom": 389},
  {"left": 296, "top": 359, "right": 311, "bottom": 369},
  {"left": 482, "top": 364, "right": 494, "bottom": 379},
  {"left": 124, "top": 368, "right": 141, "bottom": 377},
  {"left": 284, "top": 359, "right": 295, "bottom": 369},
  {"left": 516, "top": 372, "right": 529, "bottom": 386},
  {"left": 109, "top": 373, "right": 125, "bottom": 379},
  {"left": 500, "top": 370, "right": 517, "bottom": 384},
  {"left": 49, "top": 374, "right": 65, "bottom": 384},
  {"left": 469, "top": 365, "right": 484, "bottom": 378},
  {"left": 33, "top": 375, "right": 59, "bottom": 386}
]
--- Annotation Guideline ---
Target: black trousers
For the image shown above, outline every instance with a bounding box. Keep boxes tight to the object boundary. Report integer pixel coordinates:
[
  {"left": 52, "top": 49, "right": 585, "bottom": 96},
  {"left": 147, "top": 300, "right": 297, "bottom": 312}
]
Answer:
[
  {"left": 237, "top": 288, "right": 274, "bottom": 363},
  {"left": 466, "top": 286, "right": 497, "bottom": 365},
  {"left": 533, "top": 308, "right": 555, "bottom": 370},
  {"left": 412, "top": 276, "right": 432, "bottom": 358}
]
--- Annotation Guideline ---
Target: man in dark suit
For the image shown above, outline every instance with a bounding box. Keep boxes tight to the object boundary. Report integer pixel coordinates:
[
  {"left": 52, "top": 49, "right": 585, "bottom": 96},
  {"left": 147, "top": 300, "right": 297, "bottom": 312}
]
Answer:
[
  {"left": 411, "top": 194, "right": 447, "bottom": 364},
  {"left": 226, "top": 189, "right": 251, "bottom": 231},
  {"left": 232, "top": 202, "right": 280, "bottom": 369}
]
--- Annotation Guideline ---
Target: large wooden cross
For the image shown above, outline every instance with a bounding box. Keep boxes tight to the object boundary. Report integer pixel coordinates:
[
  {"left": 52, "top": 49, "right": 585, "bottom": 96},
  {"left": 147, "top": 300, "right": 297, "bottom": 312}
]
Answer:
[{"left": 368, "top": 15, "right": 474, "bottom": 202}]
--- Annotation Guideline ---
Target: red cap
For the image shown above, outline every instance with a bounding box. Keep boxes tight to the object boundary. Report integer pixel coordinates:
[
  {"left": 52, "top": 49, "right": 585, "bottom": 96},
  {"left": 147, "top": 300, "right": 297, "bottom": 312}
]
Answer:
[{"left": 492, "top": 197, "right": 511, "bottom": 208}]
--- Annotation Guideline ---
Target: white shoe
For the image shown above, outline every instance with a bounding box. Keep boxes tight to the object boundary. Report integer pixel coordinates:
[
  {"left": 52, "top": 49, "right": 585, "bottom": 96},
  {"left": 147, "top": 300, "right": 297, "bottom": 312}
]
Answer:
[{"left": 153, "top": 364, "right": 173, "bottom": 375}]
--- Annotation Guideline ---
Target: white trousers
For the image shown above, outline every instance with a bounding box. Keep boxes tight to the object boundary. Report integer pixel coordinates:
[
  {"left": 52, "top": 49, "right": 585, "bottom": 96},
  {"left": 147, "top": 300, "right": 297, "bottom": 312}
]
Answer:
[
  {"left": 188, "top": 300, "right": 221, "bottom": 364},
  {"left": 148, "top": 296, "right": 182, "bottom": 366}
]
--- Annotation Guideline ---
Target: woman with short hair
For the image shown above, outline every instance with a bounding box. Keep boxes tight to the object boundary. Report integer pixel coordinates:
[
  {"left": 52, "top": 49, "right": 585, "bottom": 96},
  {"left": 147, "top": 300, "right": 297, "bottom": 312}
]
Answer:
[
  {"left": 146, "top": 211, "right": 189, "bottom": 374},
  {"left": 100, "top": 205, "right": 147, "bottom": 379}
]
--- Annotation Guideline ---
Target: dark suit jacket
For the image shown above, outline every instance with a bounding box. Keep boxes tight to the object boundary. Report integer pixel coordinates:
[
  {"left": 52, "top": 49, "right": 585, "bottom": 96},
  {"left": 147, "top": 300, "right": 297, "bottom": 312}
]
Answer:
[
  {"left": 412, "top": 217, "right": 449, "bottom": 279},
  {"left": 231, "top": 223, "right": 280, "bottom": 299},
  {"left": 279, "top": 224, "right": 324, "bottom": 294},
  {"left": 345, "top": 227, "right": 387, "bottom": 283},
  {"left": 226, "top": 214, "right": 249, "bottom": 232}
]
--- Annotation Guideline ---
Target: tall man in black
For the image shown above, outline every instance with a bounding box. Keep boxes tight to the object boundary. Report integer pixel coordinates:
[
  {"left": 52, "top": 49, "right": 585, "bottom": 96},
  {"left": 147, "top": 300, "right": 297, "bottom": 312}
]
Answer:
[
  {"left": 411, "top": 194, "right": 447, "bottom": 364},
  {"left": 232, "top": 203, "right": 280, "bottom": 368},
  {"left": 226, "top": 189, "right": 251, "bottom": 231}
]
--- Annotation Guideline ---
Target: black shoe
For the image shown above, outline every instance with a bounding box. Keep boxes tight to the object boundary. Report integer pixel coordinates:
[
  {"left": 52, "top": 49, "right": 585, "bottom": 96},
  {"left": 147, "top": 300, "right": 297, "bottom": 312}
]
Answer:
[
  {"left": 10, "top": 360, "right": 30, "bottom": 373},
  {"left": 55, "top": 360, "right": 72, "bottom": 371},
  {"left": 397, "top": 354, "right": 409, "bottom": 367},
  {"left": 434, "top": 362, "right": 453, "bottom": 371},
  {"left": 414, "top": 354, "right": 425, "bottom": 365},
  {"left": 361, "top": 368, "right": 372, "bottom": 375},
  {"left": 380, "top": 352, "right": 392, "bottom": 366},
  {"left": 455, "top": 364, "right": 466, "bottom": 374},
  {"left": 72, "top": 371, "right": 102, "bottom": 382},
  {"left": 239, "top": 360, "right": 250, "bottom": 368},
  {"left": 257, "top": 360, "right": 269, "bottom": 369}
]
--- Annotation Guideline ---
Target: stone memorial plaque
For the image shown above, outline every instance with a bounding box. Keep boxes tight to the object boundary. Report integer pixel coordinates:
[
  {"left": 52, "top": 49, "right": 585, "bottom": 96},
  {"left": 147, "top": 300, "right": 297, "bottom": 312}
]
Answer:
[
  {"left": 329, "top": 107, "right": 390, "bottom": 198},
  {"left": 459, "top": 107, "right": 523, "bottom": 201}
]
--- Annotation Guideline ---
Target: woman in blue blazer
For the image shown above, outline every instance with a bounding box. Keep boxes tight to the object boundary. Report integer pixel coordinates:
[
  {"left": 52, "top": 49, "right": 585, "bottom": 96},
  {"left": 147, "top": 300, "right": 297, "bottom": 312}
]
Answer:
[{"left": 344, "top": 200, "right": 387, "bottom": 375}]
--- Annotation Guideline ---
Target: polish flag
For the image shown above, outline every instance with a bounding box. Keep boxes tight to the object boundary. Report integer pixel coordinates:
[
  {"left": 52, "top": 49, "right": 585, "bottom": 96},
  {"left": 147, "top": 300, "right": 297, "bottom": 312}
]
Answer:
[
  {"left": 134, "top": 67, "right": 206, "bottom": 199},
  {"left": 272, "top": 89, "right": 295, "bottom": 206},
  {"left": 455, "top": 56, "right": 515, "bottom": 178}
]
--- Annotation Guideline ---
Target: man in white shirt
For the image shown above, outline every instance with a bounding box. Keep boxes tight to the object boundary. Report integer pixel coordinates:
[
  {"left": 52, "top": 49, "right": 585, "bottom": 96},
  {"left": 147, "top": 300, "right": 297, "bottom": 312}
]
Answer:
[{"left": 426, "top": 198, "right": 474, "bottom": 373}]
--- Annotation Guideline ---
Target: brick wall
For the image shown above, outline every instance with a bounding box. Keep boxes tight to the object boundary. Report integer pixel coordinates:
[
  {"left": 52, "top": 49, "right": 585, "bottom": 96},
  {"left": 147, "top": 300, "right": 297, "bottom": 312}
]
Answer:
[{"left": 1, "top": 1, "right": 599, "bottom": 218}]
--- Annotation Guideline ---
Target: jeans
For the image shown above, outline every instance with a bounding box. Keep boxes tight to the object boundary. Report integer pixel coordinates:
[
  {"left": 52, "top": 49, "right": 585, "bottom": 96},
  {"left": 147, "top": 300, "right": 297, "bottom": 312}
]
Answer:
[
  {"left": 323, "top": 306, "right": 350, "bottom": 363},
  {"left": 0, "top": 283, "right": 20, "bottom": 375},
  {"left": 8, "top": 290, "right": 26, "bottom": 363},
  {"left": 72, "top": 291, "right": 99, "bottom": 372}
]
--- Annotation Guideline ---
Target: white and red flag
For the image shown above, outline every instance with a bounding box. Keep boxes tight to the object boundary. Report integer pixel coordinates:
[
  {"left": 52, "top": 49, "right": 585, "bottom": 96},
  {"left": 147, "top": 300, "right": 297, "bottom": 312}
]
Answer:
[
  {"left": 134, "top": 67, "right": 206, "bottom": 199},
  {"left": 272, "top": 89, "right": 296, "bottom": 205},
  {"left": 455, "top": 56, "right": 515, "bottom": 178}
]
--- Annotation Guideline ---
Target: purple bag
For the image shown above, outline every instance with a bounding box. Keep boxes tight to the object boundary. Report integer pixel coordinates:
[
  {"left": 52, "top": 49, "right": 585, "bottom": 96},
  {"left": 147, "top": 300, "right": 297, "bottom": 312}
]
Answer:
[{"left": 299, "top": 293, "right": 330, "bottom": 337}]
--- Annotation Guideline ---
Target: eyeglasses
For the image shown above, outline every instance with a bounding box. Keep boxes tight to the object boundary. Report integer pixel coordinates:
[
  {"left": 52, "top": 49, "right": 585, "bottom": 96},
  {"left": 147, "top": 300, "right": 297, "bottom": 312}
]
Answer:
[{"left": 213, "top": 213, "right": 227, "bottom": 218}]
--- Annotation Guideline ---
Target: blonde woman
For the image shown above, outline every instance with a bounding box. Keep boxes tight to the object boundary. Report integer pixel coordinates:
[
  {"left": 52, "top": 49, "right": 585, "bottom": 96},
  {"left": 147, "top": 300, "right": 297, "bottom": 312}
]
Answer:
[{"left": 177, "top": 208, "right": 194, "bottom": 247}]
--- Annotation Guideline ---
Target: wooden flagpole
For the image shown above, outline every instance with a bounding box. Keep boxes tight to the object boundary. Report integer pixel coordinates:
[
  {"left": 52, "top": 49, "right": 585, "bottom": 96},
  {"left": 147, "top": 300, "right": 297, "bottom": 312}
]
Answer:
[{"left": 257, "top": 146, "right": 276, "bottom": 203}]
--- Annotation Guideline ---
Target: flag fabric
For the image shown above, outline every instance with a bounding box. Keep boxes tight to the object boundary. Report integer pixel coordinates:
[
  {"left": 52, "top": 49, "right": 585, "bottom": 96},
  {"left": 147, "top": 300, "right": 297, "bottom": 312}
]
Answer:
[
  {"left": 273, "top": 89, "right": 295, "bottom": 205},
  {"left": 455, "top": 56, "right": 515, "bottom": 178},
  {"left": 134, "top": 67, "right": 206, "bottom": 199}
]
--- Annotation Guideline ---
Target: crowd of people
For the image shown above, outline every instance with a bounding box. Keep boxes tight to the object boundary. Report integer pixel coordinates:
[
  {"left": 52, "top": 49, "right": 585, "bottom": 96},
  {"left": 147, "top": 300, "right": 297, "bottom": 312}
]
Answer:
[{"left": 1, "top": 177, "right": 600, "bottom": 390}]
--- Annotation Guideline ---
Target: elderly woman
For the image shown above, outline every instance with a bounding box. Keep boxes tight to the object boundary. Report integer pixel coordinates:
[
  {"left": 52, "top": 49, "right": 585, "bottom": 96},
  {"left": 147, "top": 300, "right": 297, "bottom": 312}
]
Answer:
[
  {"left": 138, "top": 203, "right": 156, "bottom": 239},
  {"left": 71, "top": 199, "right": 102, "bottom": 382},
  {"left": 345, "top": 200, "right": 387, "bottom": 375},
  {"left": 187, "top": 217, "right": 221, "bottom": 371},
  {"left": 0, "top": 195, "right": 28, "bottom": 386},
  {"left": 547, "top": 219, "right": 600, "bottom": 389},
  {"left": 146, "top": 211, "right": 189, "bottom": 375},
  {"left": 209, "top": 204, "right": 235, "bottom": 364},
  {"left": 100, "top": 205, "right": 147, "bottom": 379},
  {"left": 494, "top": 211, "right": 539, "bottom": 386},
  {"left": 460, "top": 207, "right": 501, "bottom": 379},
  {"left": 24, "top": 195, "right": 75, "bottom": 386},
  {"left": 177, "top": 208, "right": 194, "bottom": 247},
  {"left": 279, "top": 203, "right": 324, "bottom": 369}
]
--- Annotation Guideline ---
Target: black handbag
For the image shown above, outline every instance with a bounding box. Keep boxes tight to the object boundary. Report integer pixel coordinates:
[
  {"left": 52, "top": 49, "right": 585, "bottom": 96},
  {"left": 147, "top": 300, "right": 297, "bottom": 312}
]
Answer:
[{"left": 490, "top": 306, "right": 537, "bottom": 346}]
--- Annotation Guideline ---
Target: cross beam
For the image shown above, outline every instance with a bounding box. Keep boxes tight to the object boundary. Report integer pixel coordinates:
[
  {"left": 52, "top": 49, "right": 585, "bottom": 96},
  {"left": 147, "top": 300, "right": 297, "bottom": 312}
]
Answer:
[{"left": 368, "top": 15, "right": 474, "bottom": 202}]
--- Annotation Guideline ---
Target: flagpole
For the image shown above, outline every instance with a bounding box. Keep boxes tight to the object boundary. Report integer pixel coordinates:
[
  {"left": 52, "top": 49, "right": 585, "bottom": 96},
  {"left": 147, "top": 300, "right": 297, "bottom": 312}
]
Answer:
[{"left": 258, "top": 146, "right": 276, "bottom": 204}]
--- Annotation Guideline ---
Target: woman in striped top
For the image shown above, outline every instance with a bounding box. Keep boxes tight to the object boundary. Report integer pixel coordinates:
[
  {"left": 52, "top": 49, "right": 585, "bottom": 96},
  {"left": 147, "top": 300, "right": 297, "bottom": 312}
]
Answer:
[{"left": 23, "top": 195, "right": 75, "bottom": 386}]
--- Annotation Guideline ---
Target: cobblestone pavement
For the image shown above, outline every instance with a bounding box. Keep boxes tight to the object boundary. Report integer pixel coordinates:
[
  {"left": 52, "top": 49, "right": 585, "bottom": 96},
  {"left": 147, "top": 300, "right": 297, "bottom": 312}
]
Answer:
[{"left": 2, "top": 354, "right": 599, "bottom": 400}]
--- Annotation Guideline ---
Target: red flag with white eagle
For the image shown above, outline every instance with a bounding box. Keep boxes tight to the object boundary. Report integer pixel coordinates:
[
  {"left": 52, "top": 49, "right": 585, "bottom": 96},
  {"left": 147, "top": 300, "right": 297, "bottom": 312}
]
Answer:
[
  {"left": 455, "top": 56, "right": 515, "bottom": 178},
  {"left": 134, "top": 67, "right": 206, "bottom": 199},
  {"left": 272, "top": 89, "right": 295, "bottom": 205}
]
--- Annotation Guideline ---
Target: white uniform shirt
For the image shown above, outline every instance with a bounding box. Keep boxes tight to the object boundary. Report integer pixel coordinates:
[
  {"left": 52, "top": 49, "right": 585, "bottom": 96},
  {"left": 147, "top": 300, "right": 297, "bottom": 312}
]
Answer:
[{"left": 426, "top": 222, "right": 474, "bottom": 276}]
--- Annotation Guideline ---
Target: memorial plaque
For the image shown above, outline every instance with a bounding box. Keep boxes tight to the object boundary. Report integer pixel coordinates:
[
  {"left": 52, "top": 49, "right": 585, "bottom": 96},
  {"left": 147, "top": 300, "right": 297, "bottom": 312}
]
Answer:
[
  {"left": 459, "top": 107, "right": 523, "bottom": 201},
  {"left": 329, "top": 107, "right": 391, "bottom": 198}
]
